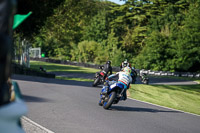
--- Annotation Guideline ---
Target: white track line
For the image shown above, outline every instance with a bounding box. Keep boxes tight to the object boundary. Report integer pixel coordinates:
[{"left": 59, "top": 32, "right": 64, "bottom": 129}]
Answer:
[
  {"left": 22, "top": 116, "right": 55, "bottom": 133},
  {"left": 128, "top": 97, "right": 200, "bottom": 117}
]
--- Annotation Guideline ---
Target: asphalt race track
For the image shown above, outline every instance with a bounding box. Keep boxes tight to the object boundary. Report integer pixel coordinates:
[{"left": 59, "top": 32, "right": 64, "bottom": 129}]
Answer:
[{"left": 12, "top": 74, "right": 200, "bottom": 133}]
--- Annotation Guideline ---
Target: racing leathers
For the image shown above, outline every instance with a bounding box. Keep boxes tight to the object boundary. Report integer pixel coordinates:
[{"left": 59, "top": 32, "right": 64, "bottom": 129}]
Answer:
[{"left": 106, "top": 71, "right": 132, "bottom": 100}]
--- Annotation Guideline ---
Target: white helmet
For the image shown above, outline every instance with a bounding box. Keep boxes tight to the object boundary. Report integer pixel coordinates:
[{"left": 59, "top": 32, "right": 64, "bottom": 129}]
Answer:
[{"left": 123, "top": 59, "right": 128, "bottom": 67}]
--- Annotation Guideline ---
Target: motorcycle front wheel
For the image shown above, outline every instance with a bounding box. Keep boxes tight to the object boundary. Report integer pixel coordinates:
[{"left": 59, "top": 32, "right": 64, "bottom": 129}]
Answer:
[{"left": 103, "top": 91, "right": 116, "bottom": 110}]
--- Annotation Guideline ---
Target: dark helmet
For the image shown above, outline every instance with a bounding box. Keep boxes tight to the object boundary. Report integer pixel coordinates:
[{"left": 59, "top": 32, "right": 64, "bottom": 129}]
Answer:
[{"left": 106, "top": 60, "right": 111, "bottom": 65}]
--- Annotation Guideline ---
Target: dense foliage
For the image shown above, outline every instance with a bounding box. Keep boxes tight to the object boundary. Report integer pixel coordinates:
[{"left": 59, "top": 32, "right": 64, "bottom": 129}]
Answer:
[{"left": 16, "top": 0, "right": 200, "bottom": 72}]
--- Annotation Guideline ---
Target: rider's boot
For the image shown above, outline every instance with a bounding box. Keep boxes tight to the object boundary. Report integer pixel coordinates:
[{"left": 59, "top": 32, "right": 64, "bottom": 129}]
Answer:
[{"left": 122, "top": 91, "right": 127, "bottom": 101}]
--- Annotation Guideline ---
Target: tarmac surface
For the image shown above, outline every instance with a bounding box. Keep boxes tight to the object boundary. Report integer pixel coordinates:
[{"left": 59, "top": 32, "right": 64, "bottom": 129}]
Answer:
[{"left": 11, "top": 74, "right": 199, "bottom": 133}]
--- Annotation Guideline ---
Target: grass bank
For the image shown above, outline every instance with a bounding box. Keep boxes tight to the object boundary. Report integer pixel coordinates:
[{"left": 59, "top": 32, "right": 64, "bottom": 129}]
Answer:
[
  {"left": 30, "top": 60, "right": 99, "bottom": 73},
  {"left": 129, "top": 84, "right": 200, "bottom": 115},
  {"left": 56, "top": 76, "right": 93, "bottom": 82}
]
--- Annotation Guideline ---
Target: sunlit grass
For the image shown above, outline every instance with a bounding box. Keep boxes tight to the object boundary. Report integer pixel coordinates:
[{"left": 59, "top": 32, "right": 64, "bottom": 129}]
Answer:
[
  {"left": 30, "top": 61, "right": 99, "bottom": 73},
  {"left": 56, "top": 76, "right": 93, "bottom": 82},
  {"left": 129, "top": 84, "right": 200, "bottom": 115},
  {"left": 195, "top": 80, "right": 200, "bottom": 84}
]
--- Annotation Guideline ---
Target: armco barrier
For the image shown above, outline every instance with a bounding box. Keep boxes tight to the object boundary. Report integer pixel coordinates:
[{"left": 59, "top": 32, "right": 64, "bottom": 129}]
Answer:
[
  {"left": 31, "top": 58, "right": 200, "bottom": 78},
  {"left": 140, "top": 70, "right": 200, "bottom": 78}
]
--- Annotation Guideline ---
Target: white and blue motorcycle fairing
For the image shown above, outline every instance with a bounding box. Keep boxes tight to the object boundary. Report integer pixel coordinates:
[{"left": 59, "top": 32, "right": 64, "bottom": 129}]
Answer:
[{"left": 99, "top": 81, "right": 126, "bottom": 109}]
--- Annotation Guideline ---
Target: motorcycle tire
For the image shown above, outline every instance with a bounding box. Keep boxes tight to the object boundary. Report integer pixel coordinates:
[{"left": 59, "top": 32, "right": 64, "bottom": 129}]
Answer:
[
  {"left": 93, "top": 77, "right": 100, "bottom": 87},
  {"left": 103, "top": 91, "right": 116, "bottom": 110}
]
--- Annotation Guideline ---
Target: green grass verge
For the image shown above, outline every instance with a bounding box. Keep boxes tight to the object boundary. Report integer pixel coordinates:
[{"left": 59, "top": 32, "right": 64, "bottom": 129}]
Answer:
[
  {"left": 194, "top": 80, "right": 200, "bottom": 84},
  {"left": 30, "top": 61, "right": 99, "bottom": 73},
  {"left": 56, "top": 76, "right": 93, "bottom": 82},
  {"left": 129, "top": 84, "right": 200, "bottom": 115}
]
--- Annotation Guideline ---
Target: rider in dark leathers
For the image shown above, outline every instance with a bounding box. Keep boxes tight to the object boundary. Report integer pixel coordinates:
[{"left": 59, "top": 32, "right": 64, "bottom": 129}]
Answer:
[{"left": 99, "top": 61, "right": 112, "bottom": 81}]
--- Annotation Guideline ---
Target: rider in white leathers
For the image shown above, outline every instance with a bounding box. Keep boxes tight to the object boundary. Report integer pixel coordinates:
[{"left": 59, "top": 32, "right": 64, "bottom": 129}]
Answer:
[{"left": 105, "top": 67, "right": 132, "bottom": 100}]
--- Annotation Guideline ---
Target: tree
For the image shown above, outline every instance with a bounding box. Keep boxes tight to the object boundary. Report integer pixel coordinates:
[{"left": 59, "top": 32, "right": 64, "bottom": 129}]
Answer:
[
  {"left": 135, "top": 31, "right": 170, "bottom": 70},
  {"left": 105, "top": 30, "right": 125, "bottom": 66},
  {"left": 76, "top": 40, "right": 101, "bottom": 63},
  {"left": 33, "top": 0, "right": 102, "bottom": 58},
  {"left": 16, "top": 0, "right": 65, "bottom": 37},
  {"left": 171, "top": 0, "right": 200, "bottom": 72},
  {"left": 82, "top": 10, "right": 108, "bottom": 43},
  {"left": 134, "top": 0, "right": 190, "bottom": 71}
]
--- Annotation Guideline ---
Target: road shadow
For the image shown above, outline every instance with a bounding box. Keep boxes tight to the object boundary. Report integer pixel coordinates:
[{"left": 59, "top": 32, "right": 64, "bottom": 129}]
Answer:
[
  {"left": 110, "top": 105, "right": 181, "bottom": 113},
  {"left": 22, "top": 94, "right": 53, "bottom": 103},
  {"left": 12, "top": 74, "right": 94, "bottom": 88}
]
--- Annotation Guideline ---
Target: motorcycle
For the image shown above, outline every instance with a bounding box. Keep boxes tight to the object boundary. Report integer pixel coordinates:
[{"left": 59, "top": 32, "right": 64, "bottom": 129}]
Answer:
[
  {"left": 92, "top": 68, "right": 106, "bottom": 87},
  {"left": 140, "top": 73, "right": 149, "bottom": 84},
  {"left": 98, "top": 80, "right": 126, "bottom": 109},
  {"left": 131, "top": 68, "right": 137, "bottom": 84}
]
